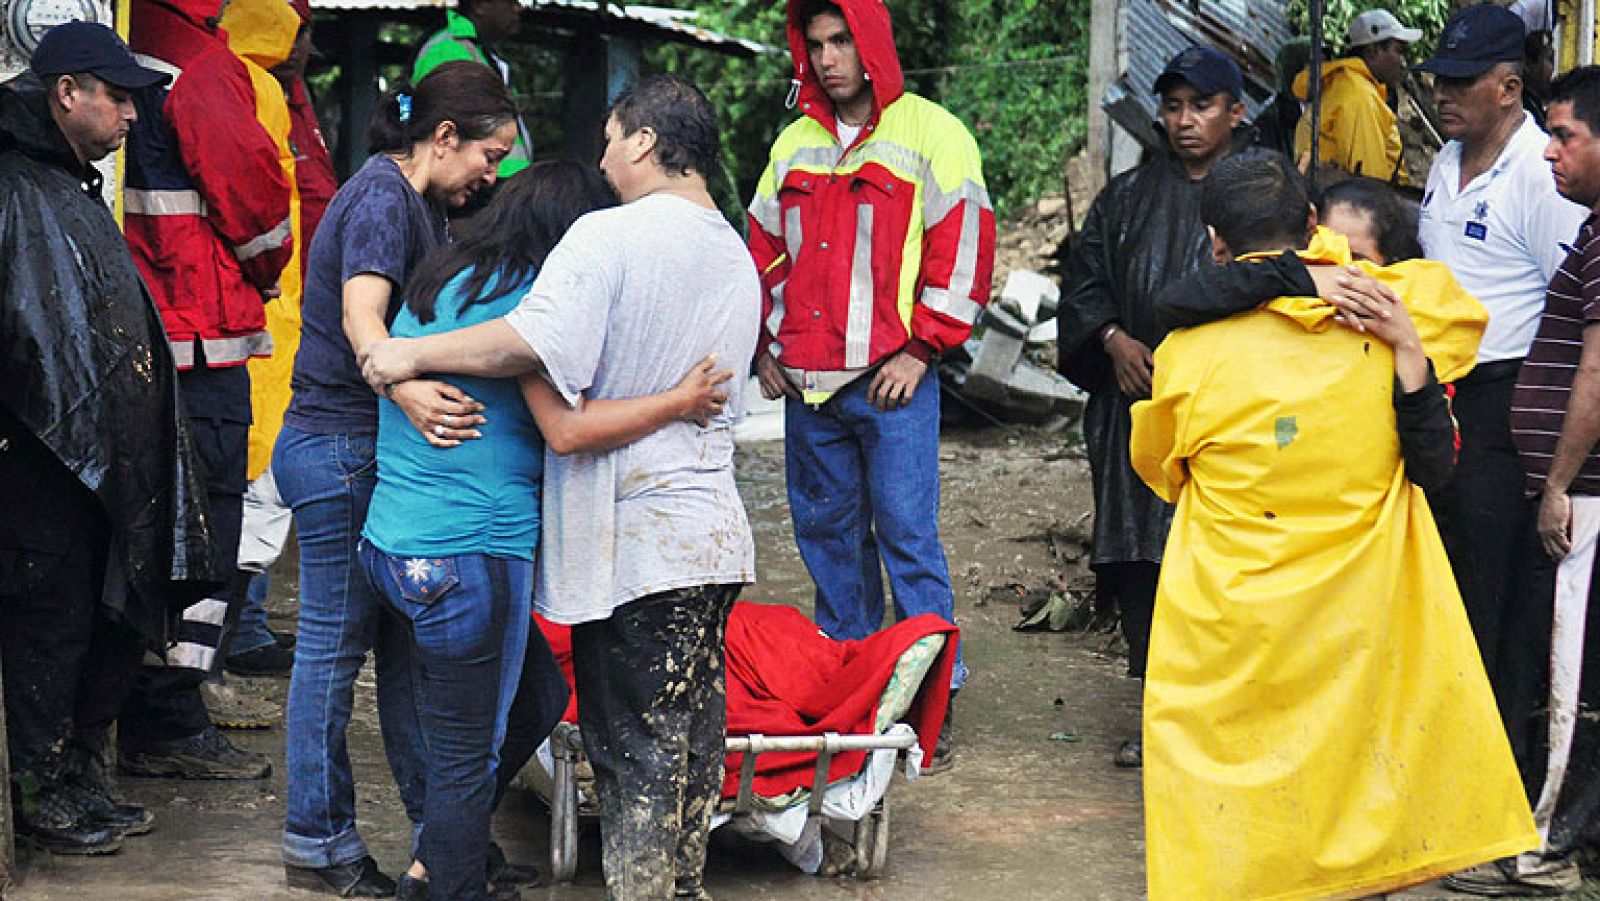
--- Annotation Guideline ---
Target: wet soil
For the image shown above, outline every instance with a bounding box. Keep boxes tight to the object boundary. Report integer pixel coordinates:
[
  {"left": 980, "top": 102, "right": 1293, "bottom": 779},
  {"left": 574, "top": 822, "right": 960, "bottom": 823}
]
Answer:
[{"left": 7, "top": 427, "right": 1586, "bottom": 900}]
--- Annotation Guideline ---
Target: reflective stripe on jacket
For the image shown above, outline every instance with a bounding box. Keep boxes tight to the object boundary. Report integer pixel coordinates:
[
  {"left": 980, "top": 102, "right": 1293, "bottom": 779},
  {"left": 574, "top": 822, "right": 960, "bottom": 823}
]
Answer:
[
  {"left": 126, "top": 0, "right": 293, "bottom": 369},
  {"left": 746, "top": 0, "right": 995, "bottom": 401}
]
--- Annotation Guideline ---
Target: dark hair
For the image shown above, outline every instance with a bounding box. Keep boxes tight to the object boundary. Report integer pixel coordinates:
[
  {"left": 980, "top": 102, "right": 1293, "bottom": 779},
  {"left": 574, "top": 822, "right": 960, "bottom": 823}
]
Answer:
[
  {"left": 1526, "top": 30, "right": 1555, "bottom": 65},
  {"left": 796, "top": 0, "right": 843, "bottom": 29},
  {"left": 1201, "top": 150, "right": 1311, "bottom": 256},
  {"left": 403, "top": 160, "right": 618, "bottom": 324},
  {"left": 367, "top": 60, "right": 517, "bottom": 156},
  {"left": 1550, "top": 65, "right": 1600, "bottom": 137},
  {"left": 1316, "top": 177, "right": 1422, "bottom": 263},
  {"left": 607, "top": 73, "right": 722, "bottom": 180}
]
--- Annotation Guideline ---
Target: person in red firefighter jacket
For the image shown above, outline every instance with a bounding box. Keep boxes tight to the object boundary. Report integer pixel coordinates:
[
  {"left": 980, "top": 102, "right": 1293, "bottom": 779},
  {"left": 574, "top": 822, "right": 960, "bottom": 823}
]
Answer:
[
  {"left": 746, "top": 0, "right": 994, "bottom": 770},
  {"left": 126, "top": 0, "right": 294, "bottom": 370},
  {"left": 115, "top": 0, "right": 292, "bottom": 782}
]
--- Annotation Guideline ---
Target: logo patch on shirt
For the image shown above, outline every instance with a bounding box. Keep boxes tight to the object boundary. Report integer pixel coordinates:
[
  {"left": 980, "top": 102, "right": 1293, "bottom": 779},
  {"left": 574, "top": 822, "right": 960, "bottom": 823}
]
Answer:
[
  {"left": 1465, "top": 221, "right": 1488, "bottom": 241},
  {"left": 1275, "top": 416, "right": 1299, "bottom": 449}
]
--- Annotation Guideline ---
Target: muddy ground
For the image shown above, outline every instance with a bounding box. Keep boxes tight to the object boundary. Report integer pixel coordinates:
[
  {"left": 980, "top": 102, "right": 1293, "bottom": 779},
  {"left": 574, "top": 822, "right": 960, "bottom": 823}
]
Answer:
[{"left": 8, "top": 426, "right": 1594, "bottom": 900}]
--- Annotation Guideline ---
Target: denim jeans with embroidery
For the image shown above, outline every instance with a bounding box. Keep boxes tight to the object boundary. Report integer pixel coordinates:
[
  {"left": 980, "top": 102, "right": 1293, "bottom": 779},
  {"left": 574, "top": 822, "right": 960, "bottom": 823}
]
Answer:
[{"left": 361, "top": 542, "right": 532, "bottom": 901}]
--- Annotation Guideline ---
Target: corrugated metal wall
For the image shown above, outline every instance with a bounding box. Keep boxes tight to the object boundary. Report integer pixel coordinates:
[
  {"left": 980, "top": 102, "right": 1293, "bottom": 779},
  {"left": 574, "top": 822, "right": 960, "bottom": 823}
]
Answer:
[{"left": 1106, "top": 0, "right": 1295, "bottom": 154}]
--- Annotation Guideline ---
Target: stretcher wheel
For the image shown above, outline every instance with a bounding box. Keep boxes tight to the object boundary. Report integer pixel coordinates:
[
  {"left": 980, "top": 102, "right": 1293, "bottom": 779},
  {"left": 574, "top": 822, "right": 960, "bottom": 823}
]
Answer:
[{"left": 853, "top": 796, "right": 890, "bottom": 880}]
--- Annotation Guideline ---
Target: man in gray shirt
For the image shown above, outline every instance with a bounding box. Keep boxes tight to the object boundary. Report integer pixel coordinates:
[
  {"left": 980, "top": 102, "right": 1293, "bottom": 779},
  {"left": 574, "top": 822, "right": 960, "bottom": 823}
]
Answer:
[{"left": 360, "top": 74, "right": 760, "bottom": 899}]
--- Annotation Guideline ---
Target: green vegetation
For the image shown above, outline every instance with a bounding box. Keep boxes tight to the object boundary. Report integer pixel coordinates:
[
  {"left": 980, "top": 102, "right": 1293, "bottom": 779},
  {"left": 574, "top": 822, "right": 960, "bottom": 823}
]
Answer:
[{"left": 1287, "top": 0, "right": 1453, "bottom": 57}]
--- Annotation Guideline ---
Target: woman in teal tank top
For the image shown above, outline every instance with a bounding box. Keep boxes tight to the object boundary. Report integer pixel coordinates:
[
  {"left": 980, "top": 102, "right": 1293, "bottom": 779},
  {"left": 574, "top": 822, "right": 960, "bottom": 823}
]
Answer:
[{"left": 359, "top": 161, "right": 729, "bottom": 899}]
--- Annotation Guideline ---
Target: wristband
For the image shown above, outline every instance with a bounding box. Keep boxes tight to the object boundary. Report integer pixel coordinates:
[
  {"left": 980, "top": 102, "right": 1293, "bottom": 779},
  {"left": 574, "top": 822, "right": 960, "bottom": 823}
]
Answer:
[{"left": 1100, "top": 324, "right": 1120, "bottom": 346}]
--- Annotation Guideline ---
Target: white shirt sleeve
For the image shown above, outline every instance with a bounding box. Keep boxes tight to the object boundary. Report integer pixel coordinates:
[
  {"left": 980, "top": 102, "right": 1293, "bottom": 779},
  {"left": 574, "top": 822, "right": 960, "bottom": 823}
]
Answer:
[{"left": 502, "top": 217, "right": 617, "bottom": 407}]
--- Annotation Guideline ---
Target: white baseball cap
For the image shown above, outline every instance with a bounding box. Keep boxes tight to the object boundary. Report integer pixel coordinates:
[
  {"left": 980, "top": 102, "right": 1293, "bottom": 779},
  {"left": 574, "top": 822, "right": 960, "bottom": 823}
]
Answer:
[{"left": 1346, "top": 9, "right": 1423, "bottom": 47}]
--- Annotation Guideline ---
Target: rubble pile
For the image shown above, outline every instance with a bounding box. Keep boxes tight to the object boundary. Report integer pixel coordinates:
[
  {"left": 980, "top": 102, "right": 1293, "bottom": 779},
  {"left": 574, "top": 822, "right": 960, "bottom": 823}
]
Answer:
[{"left": 940, "top": 154, "right": 1099, "bottom": 426}]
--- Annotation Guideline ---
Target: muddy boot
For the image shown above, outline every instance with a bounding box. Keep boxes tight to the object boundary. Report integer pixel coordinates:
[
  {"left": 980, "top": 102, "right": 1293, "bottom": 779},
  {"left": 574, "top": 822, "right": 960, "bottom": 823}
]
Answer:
[
  {"left": 14, "top": 780, "right": 124, "bottom": 855},
  {"left": 120, "top": 724, "right": 271, "bottom": 780},
  {"left": 202, "top": 679, "right": 281, "bottom": 730},
  {"left": 285, "top": 855, "right": 397, "bottom": 898},
  {"left": 62, "top": 739, "right": 154, "bottom": 837}
]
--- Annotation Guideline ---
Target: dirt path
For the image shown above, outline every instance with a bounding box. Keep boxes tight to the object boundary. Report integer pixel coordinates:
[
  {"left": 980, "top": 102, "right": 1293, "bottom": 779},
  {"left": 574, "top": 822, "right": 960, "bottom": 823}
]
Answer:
[{"left": 5, "top": 427, "right": 1565, "bottom": 900}]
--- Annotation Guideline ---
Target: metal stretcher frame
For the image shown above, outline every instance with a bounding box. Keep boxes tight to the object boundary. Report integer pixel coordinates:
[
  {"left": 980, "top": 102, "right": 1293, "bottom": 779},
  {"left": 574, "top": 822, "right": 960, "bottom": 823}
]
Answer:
[{"left": 546, "top": 722, "right": 919, "bottom": 884}]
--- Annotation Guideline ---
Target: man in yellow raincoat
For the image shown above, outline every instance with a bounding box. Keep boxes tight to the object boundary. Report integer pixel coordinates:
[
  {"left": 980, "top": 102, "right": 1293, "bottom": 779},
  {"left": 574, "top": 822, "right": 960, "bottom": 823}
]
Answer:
[
  {"left": 1131, "top": 151, "right": 1536, "bottom": 900},
  {"left": 1294, "top": 8, "right": 1419, "bottom": 184}
]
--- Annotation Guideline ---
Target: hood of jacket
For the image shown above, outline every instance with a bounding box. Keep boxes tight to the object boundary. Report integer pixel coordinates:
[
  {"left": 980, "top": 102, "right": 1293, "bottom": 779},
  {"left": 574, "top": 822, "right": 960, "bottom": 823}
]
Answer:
[
  {"left": 132, "top": 0, "right": 230, "bottom": 60},
  {"left": 786, "top": 0, "right": 904, "bottom": 130},
  {"left": 221, "top": 0, "right": 298, "bottom": 70},
  {"left": 0, "top": 72, "right": 94, "bottom": 183},
  {"left": 1291, "top": 57, "right": 1379, "bottom": 101}
]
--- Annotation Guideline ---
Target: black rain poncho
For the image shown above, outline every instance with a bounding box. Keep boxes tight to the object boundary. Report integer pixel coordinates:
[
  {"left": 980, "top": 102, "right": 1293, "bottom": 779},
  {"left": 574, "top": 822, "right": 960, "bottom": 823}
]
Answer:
[
  {"left": 0, "top": 72, "right": 219, "bottom": 649},
  {"left": 1057, "top": 137, "right": 1249, "bottom": 566}
]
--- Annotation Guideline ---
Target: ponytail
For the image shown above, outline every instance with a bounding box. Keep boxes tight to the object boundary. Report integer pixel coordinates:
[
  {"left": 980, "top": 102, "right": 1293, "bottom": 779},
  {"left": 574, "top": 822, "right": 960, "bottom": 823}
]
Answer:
[{"left": 366, "top": 60, "right": 517, "bottom": 156}]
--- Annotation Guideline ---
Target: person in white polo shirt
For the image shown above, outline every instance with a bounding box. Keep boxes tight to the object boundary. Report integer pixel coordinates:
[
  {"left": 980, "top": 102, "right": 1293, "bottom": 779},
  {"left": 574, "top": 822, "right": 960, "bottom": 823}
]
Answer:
[{"left": 1415, "top": 3, "right": 1587, "bottom": 763}]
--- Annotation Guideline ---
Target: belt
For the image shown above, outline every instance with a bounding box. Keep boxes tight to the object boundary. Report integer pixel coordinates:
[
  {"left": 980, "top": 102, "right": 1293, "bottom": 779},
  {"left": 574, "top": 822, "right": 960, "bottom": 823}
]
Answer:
[{"left": 1457, "top": 358, "right": 1523, "bottom": 385}]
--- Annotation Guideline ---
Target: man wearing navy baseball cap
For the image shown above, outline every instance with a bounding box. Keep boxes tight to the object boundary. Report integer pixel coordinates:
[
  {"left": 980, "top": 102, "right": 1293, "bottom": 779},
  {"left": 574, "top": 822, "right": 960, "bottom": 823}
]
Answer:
[
  {"left": 28, "top": 21, "right": 169, "bottom": 165},
  {"left": 0, "top": 20, "right": 218, "bottom": 856},
  {"left": 1412, "top": 8, "right": 1590, "bottom": 848},
  {"left": 1059, "top": 43, "right": 1247, "bottom": 770}
]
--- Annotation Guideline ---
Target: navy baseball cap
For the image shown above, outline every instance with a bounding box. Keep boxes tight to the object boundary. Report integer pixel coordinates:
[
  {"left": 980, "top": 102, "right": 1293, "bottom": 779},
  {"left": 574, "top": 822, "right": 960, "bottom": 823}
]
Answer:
[
  {"left": 1153, "top": 46, "right": 1245, "bottom": 100},
  {"left": 1415, "top": 4, "right": 1526, "bottom": 79},
  {"left": 31, "top": 21, "right": 170, "bottom": 90}
]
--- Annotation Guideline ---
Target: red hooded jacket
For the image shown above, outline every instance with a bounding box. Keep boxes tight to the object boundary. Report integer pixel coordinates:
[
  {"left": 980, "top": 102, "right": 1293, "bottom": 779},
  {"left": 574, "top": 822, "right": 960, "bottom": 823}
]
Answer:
[
  {"left": 126, "top": 0, "right": 294, "bottom": 369},
  {"left": 746, "top": 0, "right": 995, "bottom": 399}
]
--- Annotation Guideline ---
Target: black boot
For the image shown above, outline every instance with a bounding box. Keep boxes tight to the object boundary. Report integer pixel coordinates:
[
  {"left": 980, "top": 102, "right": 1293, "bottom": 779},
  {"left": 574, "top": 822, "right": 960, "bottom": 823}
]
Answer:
[
  {"left": 487, "top": 841, "right": 542, "bottom": 886},
  {"left": 284, "top": 855, "right": 397, "bottom": 898},
  {"left": 14, "top": 781, "right": 123, "bottom": 855},
  {"left": 64, "top": 741, "right": 155, "bottom": 836}
]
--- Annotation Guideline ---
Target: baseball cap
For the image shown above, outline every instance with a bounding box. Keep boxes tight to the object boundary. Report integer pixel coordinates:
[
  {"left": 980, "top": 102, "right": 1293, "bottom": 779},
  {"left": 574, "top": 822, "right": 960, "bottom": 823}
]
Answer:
[
  {"left": 1347, "top": 9, "right": 1422, "bottom": 47},
  {"left": 31, "top": 21, "right": 170, "bottom": 90},
  {"left": 1415, "top": 4, "right": 1526, "bottom": 79},
  {"left": 1153, "top": 46, "right": 1245, "bottom": 100}
]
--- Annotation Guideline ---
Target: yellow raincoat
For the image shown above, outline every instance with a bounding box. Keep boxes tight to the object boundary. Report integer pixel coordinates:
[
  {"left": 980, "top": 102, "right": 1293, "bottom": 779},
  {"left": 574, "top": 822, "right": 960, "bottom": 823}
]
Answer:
[
  {"left": 1131, "top": 230, "right": 1535, "bottom": 900},
  {"left": 1293, "top": 58, "right": 1408, "bottom": 185},
  {"left": 222, "top": 0, "right": 301, "bottom": 481}
]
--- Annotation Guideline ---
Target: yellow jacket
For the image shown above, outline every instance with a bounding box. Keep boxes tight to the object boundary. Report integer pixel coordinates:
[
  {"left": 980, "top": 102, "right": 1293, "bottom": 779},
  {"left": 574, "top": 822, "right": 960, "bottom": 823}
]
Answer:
[
  {"left": 1130, "top": 231, "right": 1532, "bottom": 900},
  {"left": 222, "top": 0, "right": 301, "bottom": 481},
  {"left": 1293, "top": 58, "right": 1408, "bottom": 185}
]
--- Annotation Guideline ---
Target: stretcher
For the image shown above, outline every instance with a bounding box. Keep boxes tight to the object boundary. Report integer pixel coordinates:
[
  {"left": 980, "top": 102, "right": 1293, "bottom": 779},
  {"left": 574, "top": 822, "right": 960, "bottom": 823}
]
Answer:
[{"left": 533, "top": 605, "right": 954, "bottom": 883}]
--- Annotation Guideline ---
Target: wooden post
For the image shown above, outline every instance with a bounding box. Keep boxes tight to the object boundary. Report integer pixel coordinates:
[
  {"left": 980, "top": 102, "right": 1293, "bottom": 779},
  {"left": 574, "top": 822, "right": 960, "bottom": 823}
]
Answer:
[
  {"left": 1085, "top": 0, "right": 1118, "bottom": 197},
  {"left": 0, "top": 643, "right": 13, "bottom": 896}
]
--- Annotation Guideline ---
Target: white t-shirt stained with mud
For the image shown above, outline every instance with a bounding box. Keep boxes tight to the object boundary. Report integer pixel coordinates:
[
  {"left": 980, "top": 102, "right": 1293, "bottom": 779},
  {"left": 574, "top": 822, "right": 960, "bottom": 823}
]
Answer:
[{"left": 504, "top": 193, "right": 760, "bottom": 625}]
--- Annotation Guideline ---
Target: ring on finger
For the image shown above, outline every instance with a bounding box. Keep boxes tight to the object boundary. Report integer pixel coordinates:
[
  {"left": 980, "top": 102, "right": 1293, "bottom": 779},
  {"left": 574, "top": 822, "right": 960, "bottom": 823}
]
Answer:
[{"left": 433, "top": 424, "right": 446, "bottom": 438}]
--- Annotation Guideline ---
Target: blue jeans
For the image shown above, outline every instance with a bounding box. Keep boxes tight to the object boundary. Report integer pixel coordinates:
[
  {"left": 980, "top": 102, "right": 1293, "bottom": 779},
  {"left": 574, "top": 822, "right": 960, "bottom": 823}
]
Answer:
[
  {"left": 785, "top": 369, "right": 967, "bottom": 690},
  {"left": 274, "top": 426, "right": 422, "bottom": 868},
  {"left": 361, "top": 544, "right": 532, "bottom": 901}
]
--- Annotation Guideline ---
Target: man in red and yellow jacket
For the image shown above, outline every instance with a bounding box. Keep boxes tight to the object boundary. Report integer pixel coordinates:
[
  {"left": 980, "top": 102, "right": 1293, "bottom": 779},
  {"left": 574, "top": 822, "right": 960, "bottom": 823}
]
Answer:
[
  {"left": 746, "top": 0, "right": 994, "bottom": 767},
  {"left": 116, "top": 0, "right": 292, "bottom": 780}
]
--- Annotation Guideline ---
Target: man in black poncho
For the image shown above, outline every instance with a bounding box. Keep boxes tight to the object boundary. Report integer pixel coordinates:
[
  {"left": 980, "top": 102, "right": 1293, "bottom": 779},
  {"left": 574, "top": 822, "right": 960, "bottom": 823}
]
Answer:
[
  {"left": 0, "top": 23, "right": 219, "bottom": 855},
  {"left": 1058, "top": 46, "right": 1248, "bottom": 769}
]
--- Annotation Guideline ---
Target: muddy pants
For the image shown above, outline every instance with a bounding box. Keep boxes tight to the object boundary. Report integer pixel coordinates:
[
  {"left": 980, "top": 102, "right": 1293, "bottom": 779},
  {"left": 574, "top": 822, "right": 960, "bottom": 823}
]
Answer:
[{"left": 571, "top": 584, "right": 739, "bottom": 901}]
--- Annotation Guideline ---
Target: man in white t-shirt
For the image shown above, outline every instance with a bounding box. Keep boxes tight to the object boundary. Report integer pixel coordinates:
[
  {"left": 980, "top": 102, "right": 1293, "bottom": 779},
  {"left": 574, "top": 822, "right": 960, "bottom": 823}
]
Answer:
[
  {"left": 1415, "top": 3, "right": 1588, "bottom": 760},
  {"left": 358, "top": 74, "right": 761, "bottom": 900}
]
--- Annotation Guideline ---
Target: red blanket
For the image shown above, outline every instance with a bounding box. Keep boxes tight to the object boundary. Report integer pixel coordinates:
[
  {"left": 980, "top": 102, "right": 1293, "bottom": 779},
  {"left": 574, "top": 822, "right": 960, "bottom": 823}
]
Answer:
[{"left": 536, "top": 602, "right": 956, "bottom": 799}]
